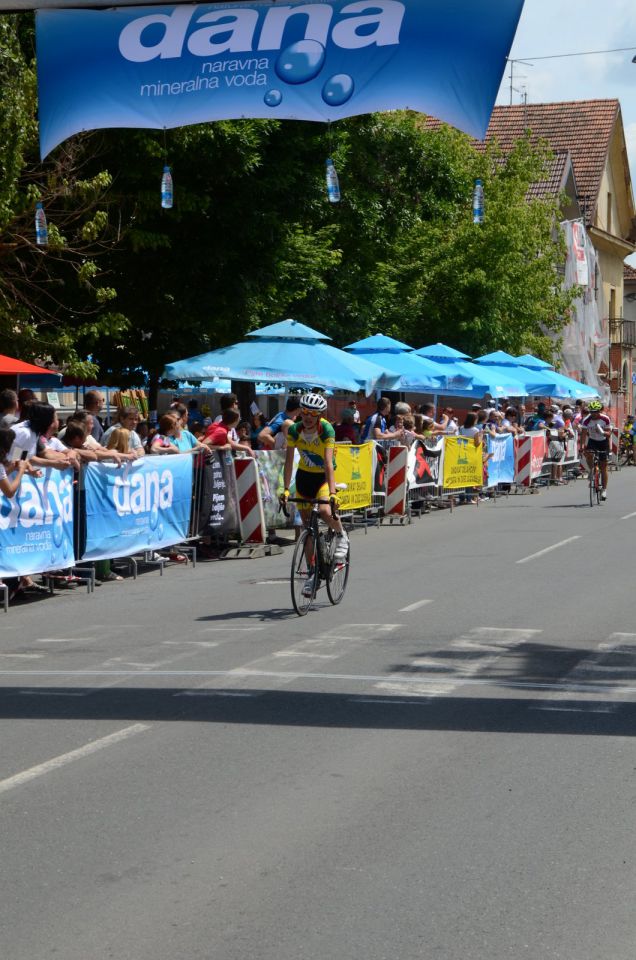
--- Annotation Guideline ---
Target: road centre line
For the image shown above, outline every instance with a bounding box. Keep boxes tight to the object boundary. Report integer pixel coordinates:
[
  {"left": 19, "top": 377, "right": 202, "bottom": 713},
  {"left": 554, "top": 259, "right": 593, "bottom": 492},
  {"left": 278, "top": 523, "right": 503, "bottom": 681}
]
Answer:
[
  {"left": 0, "top": 724, "right": 151, "bottom": 796},
  {"left": 516, "top": 536, "right": 580, "bottom": 565},
  {"left": 399, "top": 599, "right": 433, "bottom": 613},
  {"left": 621, "top": 511, "right": 636, "bottom": 520}
]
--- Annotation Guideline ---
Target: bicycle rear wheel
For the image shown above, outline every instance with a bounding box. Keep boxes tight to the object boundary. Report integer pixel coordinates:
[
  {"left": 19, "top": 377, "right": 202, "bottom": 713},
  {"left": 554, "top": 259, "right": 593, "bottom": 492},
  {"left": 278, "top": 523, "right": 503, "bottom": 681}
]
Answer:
[
  {"left": 291, "top": 529, "right": 317, "bottom": 616},
  {"left": 595, "top": 466, "right": 602, "bottom": 505},
  {"left": 326, "top": 534, "right": 350, "bottom": 605}
]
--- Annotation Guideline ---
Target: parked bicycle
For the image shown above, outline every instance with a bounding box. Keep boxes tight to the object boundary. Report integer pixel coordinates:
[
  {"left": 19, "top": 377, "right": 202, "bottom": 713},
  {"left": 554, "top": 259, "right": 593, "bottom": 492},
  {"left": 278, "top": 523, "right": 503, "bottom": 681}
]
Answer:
[{"left": 280, "top": 496, "right": 350, "bottom": 616}]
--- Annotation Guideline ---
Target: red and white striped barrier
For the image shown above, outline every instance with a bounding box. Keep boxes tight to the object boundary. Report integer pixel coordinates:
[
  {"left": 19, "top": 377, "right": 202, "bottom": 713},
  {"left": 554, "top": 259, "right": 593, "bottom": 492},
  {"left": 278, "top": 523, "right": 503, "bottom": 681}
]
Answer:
[
  {"left": 515, "top": 432, "right": 546, "bottom": 487},
  {"left": 232, "top": 457, "right": 266, "bottom": 544},
  {"left": 385, "top": 445, "right": 408, "bottom": 515}
]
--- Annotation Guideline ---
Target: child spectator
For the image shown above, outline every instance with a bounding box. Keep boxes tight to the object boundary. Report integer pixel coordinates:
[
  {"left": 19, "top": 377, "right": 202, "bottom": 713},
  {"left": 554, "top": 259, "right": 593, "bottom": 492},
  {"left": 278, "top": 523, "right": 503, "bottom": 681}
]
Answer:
[{"left": 204, "top": 409, "right": 253, "bottom": 457}]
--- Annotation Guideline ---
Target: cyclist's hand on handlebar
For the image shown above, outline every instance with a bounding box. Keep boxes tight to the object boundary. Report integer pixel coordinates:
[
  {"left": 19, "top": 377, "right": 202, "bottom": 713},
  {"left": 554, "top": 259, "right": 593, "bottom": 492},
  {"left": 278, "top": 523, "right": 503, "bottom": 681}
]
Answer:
[{"left": 329, "top": 492, "right": 341, "bottom": 508}]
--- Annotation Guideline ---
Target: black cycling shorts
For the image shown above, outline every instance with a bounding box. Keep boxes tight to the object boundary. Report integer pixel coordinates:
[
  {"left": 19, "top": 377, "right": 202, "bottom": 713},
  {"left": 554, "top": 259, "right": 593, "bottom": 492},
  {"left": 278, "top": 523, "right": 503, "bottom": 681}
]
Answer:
[{"left": 586, "top": 437, "right": 609, "bottom": 461}]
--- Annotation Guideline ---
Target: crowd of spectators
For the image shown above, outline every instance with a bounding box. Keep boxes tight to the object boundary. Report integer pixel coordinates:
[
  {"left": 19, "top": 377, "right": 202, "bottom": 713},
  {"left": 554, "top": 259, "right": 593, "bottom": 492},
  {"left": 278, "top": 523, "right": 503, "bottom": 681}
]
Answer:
[{"left": 0, "top": 388, "right": 624, "bottom": 605}]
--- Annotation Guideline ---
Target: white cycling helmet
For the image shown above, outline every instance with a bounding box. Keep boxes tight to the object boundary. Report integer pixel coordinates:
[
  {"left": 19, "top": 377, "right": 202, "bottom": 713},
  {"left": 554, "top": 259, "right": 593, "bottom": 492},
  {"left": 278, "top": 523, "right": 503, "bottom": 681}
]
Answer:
[{"left": 299, "top": 392, "right": 328, "bottom": 414}]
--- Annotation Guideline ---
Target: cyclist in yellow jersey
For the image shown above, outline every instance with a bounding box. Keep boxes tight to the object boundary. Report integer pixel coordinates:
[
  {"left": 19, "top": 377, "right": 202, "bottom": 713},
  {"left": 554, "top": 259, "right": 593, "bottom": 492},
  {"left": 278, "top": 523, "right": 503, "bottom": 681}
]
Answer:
[{"left": 281, "top": 393, "right": 349, "bottom": 593}]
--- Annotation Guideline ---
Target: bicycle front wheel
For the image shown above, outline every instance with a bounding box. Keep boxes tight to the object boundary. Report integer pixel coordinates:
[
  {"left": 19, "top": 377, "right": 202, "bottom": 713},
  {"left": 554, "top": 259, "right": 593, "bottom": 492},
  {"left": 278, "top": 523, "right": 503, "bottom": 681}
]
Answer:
[
  {"left": 326, "top": 538, "right": 350, "bottom": 605},
  {"left": 291, "top": 529, "right": 317, "bottom": 616},
  {"left": 589, "top": 470, "right": 594, "bottom": 507},
  {"left": 595, "top": 467, "right": 602, "bottom": 505}
]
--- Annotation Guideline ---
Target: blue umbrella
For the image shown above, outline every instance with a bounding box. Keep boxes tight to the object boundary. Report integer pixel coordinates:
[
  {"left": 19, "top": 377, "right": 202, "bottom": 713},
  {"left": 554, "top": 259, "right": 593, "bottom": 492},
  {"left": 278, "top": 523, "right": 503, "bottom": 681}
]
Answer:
[
  {"left": 413, "top": 343, "right": 526, "bottom": 397},
  {"left": 474, "top": 351, "right": 599, "bottom": 399},
  {"left": 514, "top": 354, "right": 600, "bottom": 399},
  {"left": 416, "top": 342, "right": 471, "bottom": 361},
  {"left": 163, "top": 319, "right": 397, "bottom": 395},
  {"left": 344, "top": 334, "right": 464, "bottom": 392}
]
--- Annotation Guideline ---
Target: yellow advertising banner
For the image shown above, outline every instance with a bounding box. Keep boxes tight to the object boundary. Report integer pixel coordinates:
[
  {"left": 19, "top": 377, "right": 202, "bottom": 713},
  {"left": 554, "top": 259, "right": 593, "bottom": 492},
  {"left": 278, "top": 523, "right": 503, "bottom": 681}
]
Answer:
[
  {"left": 442, "top": 437, "right": 483, "bottom": 489},
  {"left": 334, "top": 443, "right": 374, "bottom": 510}
]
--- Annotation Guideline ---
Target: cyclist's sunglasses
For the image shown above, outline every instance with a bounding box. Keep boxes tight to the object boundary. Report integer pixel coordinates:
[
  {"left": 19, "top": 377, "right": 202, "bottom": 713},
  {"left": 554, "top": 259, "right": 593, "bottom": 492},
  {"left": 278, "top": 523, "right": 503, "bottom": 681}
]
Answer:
[{"left": 300, "top": 406, "right": 321, "bottom": 416}]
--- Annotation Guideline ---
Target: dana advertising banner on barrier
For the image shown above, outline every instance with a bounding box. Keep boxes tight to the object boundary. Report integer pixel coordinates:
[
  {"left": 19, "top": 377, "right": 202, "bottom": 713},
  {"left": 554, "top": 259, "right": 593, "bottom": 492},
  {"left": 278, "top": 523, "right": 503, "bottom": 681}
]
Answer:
[
  {"left": 0, "top": 469, "right": 74, "bottom": 578},
  {"left": 485, "top": 433, "right": 514, "bottom": 486},
  {"left": 35, "top": 0, "right": 524, "bottom": 158},
  {"left": 81, "top": 455, "right": 193, "bottom": 561}
]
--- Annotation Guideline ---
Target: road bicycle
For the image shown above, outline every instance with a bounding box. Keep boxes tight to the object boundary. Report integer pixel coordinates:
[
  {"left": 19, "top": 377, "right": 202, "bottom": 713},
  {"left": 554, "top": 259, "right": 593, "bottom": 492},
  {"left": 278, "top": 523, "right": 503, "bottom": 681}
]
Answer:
[
  {"left": 588, "top": 449, "right": 602, "bottom": 507},
  {"left": 281, "top": 496, "right": 350, "bottom": 616}
]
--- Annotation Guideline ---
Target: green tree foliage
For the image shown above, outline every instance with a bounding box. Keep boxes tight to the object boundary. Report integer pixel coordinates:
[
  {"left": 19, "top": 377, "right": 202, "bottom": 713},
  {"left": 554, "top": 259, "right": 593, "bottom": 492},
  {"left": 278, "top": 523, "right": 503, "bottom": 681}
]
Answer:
[
  {"left": 0, "top": 14, "right": 127, "bottom": 375},
  {"left": 0, "top": 20, "right": 574, "bottom": 378}
]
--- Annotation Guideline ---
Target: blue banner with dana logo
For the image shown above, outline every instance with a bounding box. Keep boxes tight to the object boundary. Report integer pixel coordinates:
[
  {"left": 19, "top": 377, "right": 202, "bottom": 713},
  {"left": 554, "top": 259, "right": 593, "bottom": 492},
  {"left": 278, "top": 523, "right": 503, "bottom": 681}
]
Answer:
[
  {"left": 81, "top": 455, "right": 193, "bottom": 561},
  {"left": 486, "top": 433, "right": 515, "bottom": 485},
  {"left": 0, "top": 468, "right": 75, "bottom": 578},
  {"left": 36, "top": 0, "right": 524, "bottom": 158}
]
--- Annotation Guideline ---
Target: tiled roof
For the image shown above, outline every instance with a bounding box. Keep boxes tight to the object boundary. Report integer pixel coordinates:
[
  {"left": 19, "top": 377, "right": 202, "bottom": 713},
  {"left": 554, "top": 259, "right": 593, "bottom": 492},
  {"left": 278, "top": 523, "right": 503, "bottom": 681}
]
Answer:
[
  {"left": 483, "top": 100, "right": 620, "bottom": 225},
  {"left": 624, "top": 263, "right": 636, "bottom": 281},
  {"left": 424, "top": 100, "right": 620, "bottom": 224},
  {"left": 526, "top": 150, "right": 572, "bottom": 201}
]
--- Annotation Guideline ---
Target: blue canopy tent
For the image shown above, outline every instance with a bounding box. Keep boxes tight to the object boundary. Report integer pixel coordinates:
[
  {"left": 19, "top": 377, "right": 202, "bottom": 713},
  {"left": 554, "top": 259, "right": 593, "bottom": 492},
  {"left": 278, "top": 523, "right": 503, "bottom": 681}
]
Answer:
[
  {"left": 514, "top": 354, "right": 600, "bottom": 400},
  {"left": 473, "top": 350, "right": 600, "bottom": 400},
  {"left": 163, "top": 320, "right": 398, "bottom": 395},
  {"left": 343, "top": 334, "right": 472, "bottom": 392},
  {"left": 472, "top": 350, "right": 567, "bottom": 396},
  {"left": 413, "top": 345, "right": 528, "bottom": 399}
]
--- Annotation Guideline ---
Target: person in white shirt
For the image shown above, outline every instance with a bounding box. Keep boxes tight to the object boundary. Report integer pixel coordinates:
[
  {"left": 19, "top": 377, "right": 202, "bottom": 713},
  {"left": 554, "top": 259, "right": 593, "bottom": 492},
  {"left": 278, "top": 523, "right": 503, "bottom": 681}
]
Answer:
[{"left": 580, "top": 400, "right": 612, "bottom": 499}]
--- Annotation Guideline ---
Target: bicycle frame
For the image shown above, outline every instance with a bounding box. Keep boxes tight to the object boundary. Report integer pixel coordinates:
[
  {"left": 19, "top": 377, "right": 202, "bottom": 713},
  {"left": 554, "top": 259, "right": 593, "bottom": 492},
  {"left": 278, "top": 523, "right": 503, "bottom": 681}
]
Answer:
[{"left": 281, "top": 497, "right": 349, "bottom": 615}]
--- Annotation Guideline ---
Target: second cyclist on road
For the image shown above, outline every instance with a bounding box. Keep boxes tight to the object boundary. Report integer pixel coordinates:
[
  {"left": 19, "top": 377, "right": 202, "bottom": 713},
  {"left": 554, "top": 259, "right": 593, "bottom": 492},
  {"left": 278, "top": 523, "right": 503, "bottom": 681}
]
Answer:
[{"left": 581, "top": 399, "right": 612, "bottom": 500}]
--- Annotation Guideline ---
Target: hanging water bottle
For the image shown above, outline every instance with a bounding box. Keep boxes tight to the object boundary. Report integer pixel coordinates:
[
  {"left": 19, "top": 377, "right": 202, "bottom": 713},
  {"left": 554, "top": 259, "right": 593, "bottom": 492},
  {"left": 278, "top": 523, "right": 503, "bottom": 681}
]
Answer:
[
  {"left": 161, "top": 165, "right": 173, "bottom": 209},
  {"left": 325, "top": 158, "right": 341, "bottom": 204},
  {"left": 35, "top": 201, "right": 48, "bottom": 246},
  {"left": 472, "top": 178, "right": 484, "bottom": 225}
]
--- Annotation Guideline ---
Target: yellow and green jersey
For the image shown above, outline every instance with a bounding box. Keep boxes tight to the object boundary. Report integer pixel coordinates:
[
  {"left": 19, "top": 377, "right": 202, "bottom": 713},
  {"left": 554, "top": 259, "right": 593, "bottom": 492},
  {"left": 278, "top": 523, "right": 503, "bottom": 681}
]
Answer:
[{"left": 288, "top": 419, "right": 336, "bottom": 474}]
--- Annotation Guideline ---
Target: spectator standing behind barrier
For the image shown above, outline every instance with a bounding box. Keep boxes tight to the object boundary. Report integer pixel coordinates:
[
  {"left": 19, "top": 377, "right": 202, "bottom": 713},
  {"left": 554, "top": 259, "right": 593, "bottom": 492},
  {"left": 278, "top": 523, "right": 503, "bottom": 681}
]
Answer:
[
  {"left": 213, "top": 393, "right": 241, "bottom": 443},
  {"left": 544, "top": 410, "right": 567, "bottom": 485},
  {"left": 8, "top": 402, "right": 70, "bottom": 469},
  {"left": 419, "top": 402, "right": 449, "bottom": 433},
  {"left": 187, "top": 399, "right": 204, "bottom": 431},
  {"left": 360, "top": 398, "right": 405, "bottom": 442},
  {"left": 0, "top": 389, "right": 19, "bottom": 428},
  {"left": 0, "top": 428, "right": 41, "bottom": 497},
  {"left": 150, "top": 413, "right": 183, "bottom": 454},
  {"left": 0, "top": 428, "right": 46, "bottom": 601},
  {"left": 204, "top": 409, "right": 254, "bottom": 457},
  {"left": 335, "top": 408, "right": 358, "bottom": 444},
  {"left": 84, "top": 390, "right": 105, "bottom": 442},
  {"left": 168, "top": 402, "right": 208, "bottom": 453},
  {"left": 258, "top": 397, "right": 302, "bottom": 449},
  {"left": 348, "top": 399, "right": 361, "bottom": 425},
  {"left": 102, "top": 406, "right": 144, "bottom": 457}
]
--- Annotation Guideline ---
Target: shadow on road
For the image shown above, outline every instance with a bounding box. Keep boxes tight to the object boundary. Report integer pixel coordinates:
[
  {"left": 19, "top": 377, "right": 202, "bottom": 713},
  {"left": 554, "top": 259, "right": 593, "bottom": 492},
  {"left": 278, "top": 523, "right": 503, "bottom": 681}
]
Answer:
[{"left": 0, "top": 684, "right": 633, "bottom": 737}]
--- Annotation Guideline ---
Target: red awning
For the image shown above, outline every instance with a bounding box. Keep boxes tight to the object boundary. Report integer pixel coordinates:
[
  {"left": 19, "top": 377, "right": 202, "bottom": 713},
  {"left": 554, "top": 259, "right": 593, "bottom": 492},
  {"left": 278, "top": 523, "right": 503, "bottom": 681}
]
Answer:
[{"left": 0, "top": 353, "right": 59, "bottom": 376}]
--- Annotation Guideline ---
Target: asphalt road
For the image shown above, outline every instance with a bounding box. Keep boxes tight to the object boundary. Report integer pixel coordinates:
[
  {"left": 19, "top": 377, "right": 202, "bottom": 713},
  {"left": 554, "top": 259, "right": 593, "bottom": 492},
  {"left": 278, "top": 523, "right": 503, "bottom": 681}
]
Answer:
[{"left": 2, "top": 470, "right": 636, "bottom": 960}]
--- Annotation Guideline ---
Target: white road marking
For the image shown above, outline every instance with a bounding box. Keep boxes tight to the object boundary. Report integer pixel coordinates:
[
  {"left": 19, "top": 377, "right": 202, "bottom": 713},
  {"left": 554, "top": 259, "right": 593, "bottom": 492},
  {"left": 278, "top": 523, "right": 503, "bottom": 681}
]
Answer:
[
  {"left": 18, "top": 690, "right": 87, "bottom": 697},
  {"left": 529, "top": 635, "right": 636, "bottom": 716},
  {"left": 516, "top": 536, "right": 580, "bottom": 565},
  {"left": 35, "top": 638, "right": 93, "bottom": 643},
  {"left": 399, "top": 599, "right": 433, "bottom": 613},
  {"left": 176, "top": 690, "right": 257, "bottom": 698},
  {"left": 162, "top": 641, "right": 220, "bottom": 648},
  {"left": 0, "top": 654, "right": 44, "bottom": 660},
  {"left": 621, "top": 511, "right": 636, "bottom": 520},
  {"left": 374, "top": 627, "right": 542, "bottom": 698},
  {"left": 199, "top": 627, "right": 265, "bottom": 632},
  {"left": 0, "top": 724, "right": 151, "bottom": 796},
  {"left": 254, "top": 580, "right": 289, "bottom": 585},
  {"left": 1, "top": 667, "right": 636, "bottom": 696}
]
